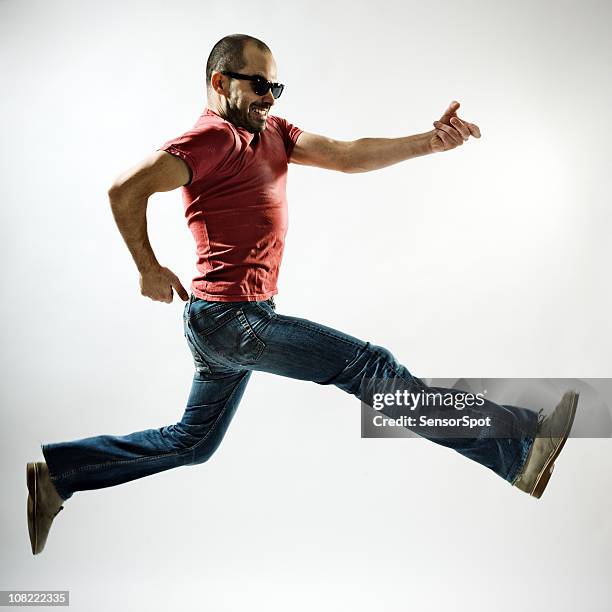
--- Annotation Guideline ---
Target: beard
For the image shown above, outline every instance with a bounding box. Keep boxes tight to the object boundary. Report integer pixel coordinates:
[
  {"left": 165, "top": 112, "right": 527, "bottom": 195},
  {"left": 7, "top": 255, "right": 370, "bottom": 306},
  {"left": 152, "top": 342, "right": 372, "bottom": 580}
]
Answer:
[{"left": 224, "top": 100, "right": 267, "bottom": 134}]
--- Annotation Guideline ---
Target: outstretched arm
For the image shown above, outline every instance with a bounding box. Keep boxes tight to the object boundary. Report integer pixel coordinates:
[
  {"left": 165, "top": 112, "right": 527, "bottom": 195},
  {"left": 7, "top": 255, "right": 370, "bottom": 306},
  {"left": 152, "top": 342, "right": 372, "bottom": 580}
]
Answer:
[{"left": 290, "top": 100, "right": 481, "bottom": 173}]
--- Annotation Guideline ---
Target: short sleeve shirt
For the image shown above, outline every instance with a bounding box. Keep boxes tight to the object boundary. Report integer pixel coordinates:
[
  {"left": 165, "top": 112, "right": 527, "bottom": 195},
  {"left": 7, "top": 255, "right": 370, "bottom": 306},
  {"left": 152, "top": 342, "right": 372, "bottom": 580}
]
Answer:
[{"left": 158, "top": 108, "right": 303, "bottom": 301}]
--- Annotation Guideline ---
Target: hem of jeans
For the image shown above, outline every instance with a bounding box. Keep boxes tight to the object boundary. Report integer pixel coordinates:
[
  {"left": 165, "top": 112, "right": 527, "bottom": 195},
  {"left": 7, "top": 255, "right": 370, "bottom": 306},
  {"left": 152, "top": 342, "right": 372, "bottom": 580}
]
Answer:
[
  {"left": 40, "top": 443, "right": 72, "bottom": 500},
  {"left": 505, "top": 406, "right": 539, "bottom": 483},
  {"left": 38, "top": 371, "right": 250, "bottom": 486},
  {"left": 507, "top": 433, "right": 536, "bottom": 484}
]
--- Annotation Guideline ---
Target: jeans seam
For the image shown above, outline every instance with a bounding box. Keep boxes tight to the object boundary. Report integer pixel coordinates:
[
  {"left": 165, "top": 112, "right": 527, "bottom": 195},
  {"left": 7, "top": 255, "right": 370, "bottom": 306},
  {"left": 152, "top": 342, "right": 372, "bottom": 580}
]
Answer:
[
  {"left": 47, "top": 371, "right": 250, "bottom": 481},
  {"left": 268, "top": 314, "right": 364, "bottom": 349},
  {"left": 236, "top": 309, "right": 266, "bottom": 357}
]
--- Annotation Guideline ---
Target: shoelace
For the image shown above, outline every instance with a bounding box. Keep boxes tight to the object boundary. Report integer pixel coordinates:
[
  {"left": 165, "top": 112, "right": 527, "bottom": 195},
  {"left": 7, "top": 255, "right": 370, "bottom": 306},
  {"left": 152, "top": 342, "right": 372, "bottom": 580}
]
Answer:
[{"left": 536, "top": 407, "right": 565, "bottom": 442}]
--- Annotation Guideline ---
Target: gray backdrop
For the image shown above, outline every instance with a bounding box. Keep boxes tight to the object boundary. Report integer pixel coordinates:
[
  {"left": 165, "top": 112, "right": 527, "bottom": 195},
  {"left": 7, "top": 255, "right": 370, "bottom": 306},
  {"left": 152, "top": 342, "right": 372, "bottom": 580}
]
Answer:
[{"left": 2, "top": 0, "right": 611, "bottom": 610}]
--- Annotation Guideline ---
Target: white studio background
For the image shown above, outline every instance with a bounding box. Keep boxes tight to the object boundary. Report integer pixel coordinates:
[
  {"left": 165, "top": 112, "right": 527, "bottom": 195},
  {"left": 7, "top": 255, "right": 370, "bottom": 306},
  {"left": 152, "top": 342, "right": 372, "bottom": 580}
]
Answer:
[{"left": 2, "top": 0, "right": 611, "bottom": 611}]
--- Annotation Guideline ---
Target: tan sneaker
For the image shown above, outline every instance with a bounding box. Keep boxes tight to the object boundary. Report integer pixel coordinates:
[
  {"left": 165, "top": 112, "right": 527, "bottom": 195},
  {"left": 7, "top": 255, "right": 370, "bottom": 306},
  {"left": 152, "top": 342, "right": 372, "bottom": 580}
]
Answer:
[
  {"left": 26, "top": 462, "right": 65, "bottom": 555},
  {"left": 513, "top": 390, "right": 579, "bottom": 499}
]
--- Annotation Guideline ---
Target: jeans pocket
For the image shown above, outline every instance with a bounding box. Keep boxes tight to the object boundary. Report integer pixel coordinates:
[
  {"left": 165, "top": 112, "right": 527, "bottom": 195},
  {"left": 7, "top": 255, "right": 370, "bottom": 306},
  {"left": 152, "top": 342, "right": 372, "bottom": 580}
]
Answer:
[
  {"left": 192, "top": 307, "right": 266, "bottom": 365},
  {"left": 188, "top": 298, "right": 233, "bottom": 323}
]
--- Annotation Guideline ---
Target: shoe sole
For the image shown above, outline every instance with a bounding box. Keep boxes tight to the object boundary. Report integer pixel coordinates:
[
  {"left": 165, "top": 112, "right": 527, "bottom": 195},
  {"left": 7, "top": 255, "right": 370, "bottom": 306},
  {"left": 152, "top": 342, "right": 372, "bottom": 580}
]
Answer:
[
  {"left": 531, "top": 391, "right": 579, "bottom": 499},
  {"left": 26, "top": 462, "right": 38, "bottom": 554}
]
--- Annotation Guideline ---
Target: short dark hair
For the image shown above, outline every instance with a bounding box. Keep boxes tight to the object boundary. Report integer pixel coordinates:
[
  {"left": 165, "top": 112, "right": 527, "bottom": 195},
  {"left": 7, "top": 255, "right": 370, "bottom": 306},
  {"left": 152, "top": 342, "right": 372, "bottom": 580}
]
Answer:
[{"left": 206, "top": 34, "right": 271, "bottom": 92}]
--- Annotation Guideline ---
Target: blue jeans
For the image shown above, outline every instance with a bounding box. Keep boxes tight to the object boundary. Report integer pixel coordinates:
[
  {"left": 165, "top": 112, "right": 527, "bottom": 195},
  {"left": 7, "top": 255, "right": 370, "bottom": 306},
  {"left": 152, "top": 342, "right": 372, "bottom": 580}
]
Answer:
[{"left": 42, "top": 295, "right": 538, "bottom": 500}]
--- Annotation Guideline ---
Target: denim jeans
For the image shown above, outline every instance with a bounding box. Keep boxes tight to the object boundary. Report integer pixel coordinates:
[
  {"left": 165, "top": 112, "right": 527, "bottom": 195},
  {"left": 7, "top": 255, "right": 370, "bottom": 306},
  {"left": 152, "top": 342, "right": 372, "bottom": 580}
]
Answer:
[{"left": 42, "top": 294, "right": 538, "bottom": 500}]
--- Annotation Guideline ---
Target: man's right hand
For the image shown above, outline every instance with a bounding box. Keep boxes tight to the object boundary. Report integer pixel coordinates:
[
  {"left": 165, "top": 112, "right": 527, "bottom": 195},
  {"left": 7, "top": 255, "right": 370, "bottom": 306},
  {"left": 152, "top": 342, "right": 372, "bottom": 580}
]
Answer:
[{"left": 139, "top": 265, "right": 189, "bottom": 303}]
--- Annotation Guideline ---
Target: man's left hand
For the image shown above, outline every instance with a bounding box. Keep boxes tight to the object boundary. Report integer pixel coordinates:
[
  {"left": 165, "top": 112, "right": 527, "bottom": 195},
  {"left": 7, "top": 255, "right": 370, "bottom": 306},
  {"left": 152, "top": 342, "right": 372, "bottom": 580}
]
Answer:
[{"left": 430, "top": 100, "right": 481, "bottom": 153}]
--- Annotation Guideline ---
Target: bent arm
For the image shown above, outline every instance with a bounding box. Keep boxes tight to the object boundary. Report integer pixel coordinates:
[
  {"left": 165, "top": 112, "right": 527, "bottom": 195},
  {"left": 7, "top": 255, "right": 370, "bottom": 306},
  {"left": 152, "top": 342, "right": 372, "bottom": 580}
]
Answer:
[
  {"left": 107, "top": 150, "right": 190, "bottom": 273},
  {"left": 290, "top": 130, "right": 437, "bottom": 174}
]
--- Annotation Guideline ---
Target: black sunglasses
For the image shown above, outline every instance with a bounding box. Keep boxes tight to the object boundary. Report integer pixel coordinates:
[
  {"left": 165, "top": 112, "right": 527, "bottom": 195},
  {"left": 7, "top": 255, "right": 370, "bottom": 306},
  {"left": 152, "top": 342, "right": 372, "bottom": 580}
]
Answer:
[{"left": 221, "top": 71, "right": 285, "bottom": 99}]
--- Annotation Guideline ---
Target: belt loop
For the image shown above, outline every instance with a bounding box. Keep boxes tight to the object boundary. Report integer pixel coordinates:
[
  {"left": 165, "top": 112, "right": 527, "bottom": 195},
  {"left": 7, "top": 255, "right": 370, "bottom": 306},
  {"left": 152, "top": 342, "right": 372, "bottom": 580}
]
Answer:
[{"left": 187, "top": 292, "right": 195, "bottom": 316}]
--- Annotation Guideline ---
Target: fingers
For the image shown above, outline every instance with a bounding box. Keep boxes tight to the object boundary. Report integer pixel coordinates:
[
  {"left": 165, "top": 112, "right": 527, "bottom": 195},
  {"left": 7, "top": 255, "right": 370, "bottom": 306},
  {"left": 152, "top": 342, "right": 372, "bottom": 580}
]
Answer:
[
  {"left": 437, "top": 99, "right": 482, "bottom": 140},
  {"left": 433, "top": 120, "right": 463, "bottom": 147},
  {"left": 433, "top": 128, "right": 454, "bottom": 150},
  {"left": 448, "top": 117, "right": 470, "bottom": 140},
  {"left": 467, "top": 122, "right": 481, "bottom": 138},
  {"left": 173, "top": 279, "right": 189, "bottom": 302},
  {"left": 166, "top": 269, "right": 189, "bottom": 302},
  {"left": 439, "top": 100, "right": 460, "bottom": 123},
  {"left": 140, "top": 266, "right": 189, "bottom": 303}
]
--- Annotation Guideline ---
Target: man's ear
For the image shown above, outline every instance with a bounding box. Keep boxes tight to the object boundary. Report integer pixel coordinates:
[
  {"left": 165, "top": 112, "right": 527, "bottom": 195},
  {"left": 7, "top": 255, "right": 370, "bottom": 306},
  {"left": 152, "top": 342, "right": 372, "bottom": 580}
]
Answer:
[{"left": 210, "top": 71, "right": 227, "bottom": 97}]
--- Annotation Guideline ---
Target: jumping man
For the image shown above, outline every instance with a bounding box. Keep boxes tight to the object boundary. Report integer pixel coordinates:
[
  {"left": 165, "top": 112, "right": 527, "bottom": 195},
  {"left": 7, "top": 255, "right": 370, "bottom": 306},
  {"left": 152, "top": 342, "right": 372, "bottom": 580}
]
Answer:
[{"left": 26, "top": 34, "right": 578, "bottom": 555}]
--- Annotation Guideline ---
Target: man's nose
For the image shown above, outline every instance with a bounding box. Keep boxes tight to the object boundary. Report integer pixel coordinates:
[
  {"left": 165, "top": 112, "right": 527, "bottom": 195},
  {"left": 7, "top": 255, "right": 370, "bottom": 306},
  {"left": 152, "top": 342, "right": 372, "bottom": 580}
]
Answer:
[{"left": 261, "top": 89, "right": 275, "bottom": 105}]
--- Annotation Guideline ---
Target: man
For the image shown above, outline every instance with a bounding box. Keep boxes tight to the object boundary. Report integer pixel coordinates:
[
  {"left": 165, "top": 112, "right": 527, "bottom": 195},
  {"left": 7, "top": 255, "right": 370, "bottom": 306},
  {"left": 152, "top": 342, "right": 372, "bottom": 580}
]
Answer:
[{"left": 27, "top": 34, "right": 579, "bottom": 555}]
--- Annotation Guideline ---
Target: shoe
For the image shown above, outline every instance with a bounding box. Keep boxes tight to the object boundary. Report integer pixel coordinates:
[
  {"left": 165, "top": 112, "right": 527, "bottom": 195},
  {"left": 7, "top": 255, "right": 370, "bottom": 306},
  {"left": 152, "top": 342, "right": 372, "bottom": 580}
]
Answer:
[
  {"left": 513, "top": 390, "right": 579, "bottom": 499},
  {"left": 26, "top": 462, "right": 65, "bottom": 555}
]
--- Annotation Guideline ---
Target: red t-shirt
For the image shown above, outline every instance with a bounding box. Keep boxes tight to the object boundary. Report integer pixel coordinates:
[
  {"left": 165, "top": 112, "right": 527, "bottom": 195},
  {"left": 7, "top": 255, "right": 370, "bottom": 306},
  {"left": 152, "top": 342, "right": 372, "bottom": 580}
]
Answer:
[{"left": 158, "top": 108, "right": 303, "bottom": 302}]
